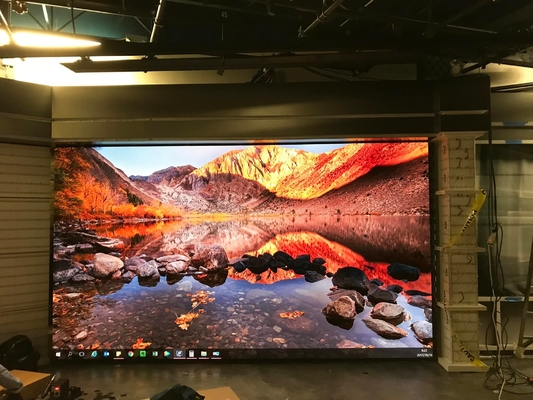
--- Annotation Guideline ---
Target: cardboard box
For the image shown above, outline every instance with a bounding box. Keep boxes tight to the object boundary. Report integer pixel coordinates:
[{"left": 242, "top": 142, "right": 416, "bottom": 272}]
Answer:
[
  {"left": 0, "top": 370, "right": 52, "bottom": 400},
  {"left": 198, "top": 387, "right": 240, "bottom": 400}
]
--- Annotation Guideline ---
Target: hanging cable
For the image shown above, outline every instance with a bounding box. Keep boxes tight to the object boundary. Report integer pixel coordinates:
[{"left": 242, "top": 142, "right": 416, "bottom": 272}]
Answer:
[
  {"left": 482, "top": 126, "right": 533, "bottom": 398},
  {"left": 71, "top": 1, "right": 76, "bottom": 34}
]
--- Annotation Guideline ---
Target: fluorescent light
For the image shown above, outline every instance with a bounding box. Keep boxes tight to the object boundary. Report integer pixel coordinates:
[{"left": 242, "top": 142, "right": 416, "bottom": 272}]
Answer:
[{"left": 0, "top": 30, "right": 100, "bottom": 48}]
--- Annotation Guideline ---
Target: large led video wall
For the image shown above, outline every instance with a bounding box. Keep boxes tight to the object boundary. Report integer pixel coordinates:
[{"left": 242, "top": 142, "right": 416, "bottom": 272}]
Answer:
[{"left": 51, "top": 141, "right": 433, "bottom": 360}]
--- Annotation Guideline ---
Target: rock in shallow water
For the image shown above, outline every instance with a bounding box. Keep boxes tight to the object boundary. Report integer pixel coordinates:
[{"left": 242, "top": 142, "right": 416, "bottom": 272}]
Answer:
[
  {"left": 405, "top": 289, "right": 432, "bottom": 296},
  {"left": 166, "top": 260, "right": 188, "bottom": 274},
  {"left": 233, "top": 261, "right": 247, "bottom": 273},
  {"left": 424, "top": 308, "right": 432, "bottom": 322},
  {"left": 408, "top": 295, "right": 432, "bottom": 309},
  {"left": 336, "top": 340, "right": 364, "bottom": 349},
  {"left": 274, "top": 316, "right": 315, "bottom": 334},
  {"left": 331, "top": 267, "right": 370, "bottom": 295},
  {"left": 137, "top": 260, "right": 159, "bottom": 278},
  {"left": 121, "top": 271, "right": 135, "bottom": 283},
  {"left": 363, "top": 318, "right": 408, "bottom": 339},
  {"left": 304, "top": 270, "right": 325, "bottom": 283},
  {"left": 367, "top": 284, "right": 398, "bottom": 305},
  {"left": 246, "top": 288, "right": 276, "bottom": 300},
  {"left": 387, "top": 262, "right": 421, "bottom": 282},
  {"left": 124, "top": 257, "right": 146, "bottom": 271},
  {"left": 244, "top": 256, "right": 269, "bottom": 274},
  {"left": 322, "top": 296, "right": 357, "bottom": 320},
  {"left": 93, "top": 253, "right": 123, "bottom": 278},
  {"left": 191, "top": 244, "right": 229, "bottom": 271},
  {"left": 411, "top": 320, "right": 433, "bottom": 344},
  {"left": 386, "top": 284, "right": 404, "bottom": 294},
  {"left": 370, "top": 303, "right": 405, "bottom": 322},
  {"left": 327, "top": 289, "right": 365, "bottom": 313}
]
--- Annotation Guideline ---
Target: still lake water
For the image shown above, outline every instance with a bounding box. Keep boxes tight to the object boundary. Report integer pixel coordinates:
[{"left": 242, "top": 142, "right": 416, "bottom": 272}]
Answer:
[{"left": 57, "top": 216, "right": 432, "bottom": 351}]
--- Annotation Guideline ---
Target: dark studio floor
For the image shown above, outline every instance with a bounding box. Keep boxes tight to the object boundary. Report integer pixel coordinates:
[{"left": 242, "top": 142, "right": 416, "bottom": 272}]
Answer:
[{"left": 43, "top": 358, "right": 533, "bottom": 400}]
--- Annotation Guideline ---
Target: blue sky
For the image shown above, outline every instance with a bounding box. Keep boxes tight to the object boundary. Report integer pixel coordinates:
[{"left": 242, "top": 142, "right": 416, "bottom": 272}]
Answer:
[{"left": 96, "top": 143, "right": 346, "bottom": 176}]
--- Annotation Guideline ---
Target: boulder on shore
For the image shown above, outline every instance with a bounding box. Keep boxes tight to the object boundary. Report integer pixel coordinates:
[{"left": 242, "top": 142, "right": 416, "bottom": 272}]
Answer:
[
  {"left": 387, "top": 262, "right": 421, "bottom": 282},
  {"left": 363, "top": 318, "right": 408, "bottom": 339},
  {"left": 93, "top": 253, "right": 124, "bottom": 278},
  {"left": 190, "top": 244, "right": 229, "bottom": 271},
  {"left": 156, "top": 254, "right": 190, "bottom": 264},
  {"left": 331, "top": 267, "right": 370, "bottom": 295},
  {"left": 166, "top": 261, "right": 188, "bottom": 275},
  {"left": 52, "top": 259, "right": 81, "bottom": 283},
  {"left": 137, "top": 260, "right": 159, "bottom": 278},
  {"left": 124, "top": 257, "right": 147, "bottom": 273},
  {"left": 322, "top": 296, "right": 357, "bottom": 321}
]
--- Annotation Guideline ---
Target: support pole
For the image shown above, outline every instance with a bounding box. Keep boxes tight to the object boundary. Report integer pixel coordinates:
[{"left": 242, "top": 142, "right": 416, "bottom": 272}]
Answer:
[{"left": 150, "top": 0, "right": 168, "bottom": 43}]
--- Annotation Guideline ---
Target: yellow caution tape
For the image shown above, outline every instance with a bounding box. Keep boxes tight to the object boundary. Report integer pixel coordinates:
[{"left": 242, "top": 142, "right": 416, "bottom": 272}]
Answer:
[
  {"left": 442, "top": 295, "right": 488, "bottom": 368},
  {"left": 448, "top": 189, "right": 487, "bottom": 247}
]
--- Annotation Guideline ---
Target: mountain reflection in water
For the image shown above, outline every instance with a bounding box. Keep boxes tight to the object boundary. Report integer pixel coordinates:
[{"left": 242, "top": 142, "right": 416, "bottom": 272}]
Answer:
[{"left": 92, "top": 215, "right": 431, "bottom": 292}]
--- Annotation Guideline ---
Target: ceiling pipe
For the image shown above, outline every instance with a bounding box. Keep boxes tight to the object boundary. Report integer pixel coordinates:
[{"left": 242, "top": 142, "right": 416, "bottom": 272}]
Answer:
[
  {"left": 0, "top": 6, "right": 14, "bottom": 44},
  {"left": 150, "top": 0, "right": 167, "bottom": 42},
  {"left": 302, "top": 0, "right": 345, "bottom": 35}
]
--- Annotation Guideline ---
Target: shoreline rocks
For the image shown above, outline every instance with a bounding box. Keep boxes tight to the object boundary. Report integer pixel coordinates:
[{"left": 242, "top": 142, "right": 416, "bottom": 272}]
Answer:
[
  {"left": 191, "top": 244, "right": 229, "bottom": 271},
  {"left": 93, "top": 253, "right": 124, "bottom": 278}
]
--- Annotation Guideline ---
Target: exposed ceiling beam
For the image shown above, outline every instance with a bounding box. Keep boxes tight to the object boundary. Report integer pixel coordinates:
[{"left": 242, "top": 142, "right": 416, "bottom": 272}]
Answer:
[
  {"left": 61, "top": 51, "right": 420, "bottom": 73},
  {"left": 27, "top": 0, "right": 154, "bottom": 18},
  {"left": 26, "top": 0, "right": 498, "bottom": 36},
  {"left": 426, "top": 0, "right": 494, "bottom": 36},
  {"left": 245, "top": 0, "right": 496, "bottom": 35},
  {"left": 499, "top": 58, "right": 533, "bottom": 68},
  {"left": 0, "top": 26, "right": 530, "bottom": 59}
]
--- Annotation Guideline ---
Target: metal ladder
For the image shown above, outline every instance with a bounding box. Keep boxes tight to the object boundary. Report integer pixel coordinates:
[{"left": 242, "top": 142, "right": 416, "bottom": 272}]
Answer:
[{"left": 515, "top": 237, "right": 533, "bottom": 358}]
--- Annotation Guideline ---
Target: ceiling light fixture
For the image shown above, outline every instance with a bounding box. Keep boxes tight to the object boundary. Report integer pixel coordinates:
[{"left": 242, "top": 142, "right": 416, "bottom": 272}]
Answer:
[{"left": 0, "top": 30, "right": 100, "bottom": 48}]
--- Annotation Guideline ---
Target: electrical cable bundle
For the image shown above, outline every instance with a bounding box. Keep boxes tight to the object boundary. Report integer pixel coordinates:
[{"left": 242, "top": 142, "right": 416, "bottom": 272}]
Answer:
[
  {"left": 483, "top": 127, "right": 533, "bottom": 398},
  {"left": 249, "top": 68, "right": 278, "bottom": 83}
]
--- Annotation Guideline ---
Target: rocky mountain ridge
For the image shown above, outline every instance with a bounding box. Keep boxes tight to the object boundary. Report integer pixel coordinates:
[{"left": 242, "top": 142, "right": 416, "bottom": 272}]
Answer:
[{"left": 119, "top": 143, "right": 428, "bottom": 214}]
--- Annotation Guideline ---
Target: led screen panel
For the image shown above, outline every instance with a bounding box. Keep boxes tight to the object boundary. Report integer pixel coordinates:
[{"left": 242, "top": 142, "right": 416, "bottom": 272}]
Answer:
[{"left": 51, "top": 141, "right": 432, "bottom": 360}]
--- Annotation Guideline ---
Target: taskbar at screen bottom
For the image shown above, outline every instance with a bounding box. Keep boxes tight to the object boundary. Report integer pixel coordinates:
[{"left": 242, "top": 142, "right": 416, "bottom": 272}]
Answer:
[{"left": 53, "top": 348, "right": 433, "bottom": 361}]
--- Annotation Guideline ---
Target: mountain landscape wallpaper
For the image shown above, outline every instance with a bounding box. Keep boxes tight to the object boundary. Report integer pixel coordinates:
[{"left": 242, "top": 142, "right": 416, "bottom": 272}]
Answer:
[{"left": 52, "top": 142, "right": 433, "bottom": 358}]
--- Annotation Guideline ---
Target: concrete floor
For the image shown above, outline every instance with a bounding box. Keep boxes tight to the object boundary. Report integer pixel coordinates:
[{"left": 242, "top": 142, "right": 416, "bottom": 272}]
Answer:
[{"left": 45, "top": 359, "right": 533, "bottom": 400}]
